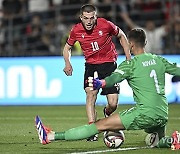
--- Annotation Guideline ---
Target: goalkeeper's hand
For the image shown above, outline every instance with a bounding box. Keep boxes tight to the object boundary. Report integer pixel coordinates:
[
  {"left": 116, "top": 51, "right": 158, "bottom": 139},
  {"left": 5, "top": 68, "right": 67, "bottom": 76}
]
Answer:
[
  {"left": 88, "top": 77, "right": 106, "bottom": 90},
  {"left": 93, "top": 78, "right": 102, "bottom": 90}
]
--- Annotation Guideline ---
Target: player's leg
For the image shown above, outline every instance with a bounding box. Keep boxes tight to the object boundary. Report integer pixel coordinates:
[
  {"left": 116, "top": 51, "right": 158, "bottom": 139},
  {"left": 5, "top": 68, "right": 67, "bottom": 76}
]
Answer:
[
  {"left": 144, "top": 119, "right": 176, "bottom": 148},
  {"left": 35, "top": 118, "right": 99, "bottom": 143},
  {"left": 104, "top": 93, "right": 118, "bottom": 117},
  {"left": 84, "top": 63, "right": 99, "bottom": 141},
  {"left": 98, "top": 62, "right": 119, "bottom": 117},
  {"left": 145, "top": 126, "right": 167, "bottom": 148},
  {"left": 64, "top": 113, "right": 124, "bottom": 140},
  {"left": 53, "top": 113, "right": 124, "bottom": 140},
  {"left": 85, "top": 87, "right": 99, "bottom": 141},
  {"left": 55, "top": 106, "right": 139, "bottom": 141},
  {"left": 35, "top": 113, "right": 124, "bottom": 144},
  {"left": 84, "top": 63, "right": 98, "bottom": 124},
  {"left": 85, "top": 87, "right": 98, "bottom": 124},
  {"left": 95, "top": 113, "right": 125, "bottom": 131},
  {"left": 145, "top": 125, "right": 166, "bottom": 140},
  {"left": 35, "top": 107, "right": 137, "bottom": 144}
]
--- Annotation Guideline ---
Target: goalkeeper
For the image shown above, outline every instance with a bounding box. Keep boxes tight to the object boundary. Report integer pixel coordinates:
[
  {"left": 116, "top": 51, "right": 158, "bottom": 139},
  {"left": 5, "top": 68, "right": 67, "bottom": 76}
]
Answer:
[{"left": 35, "top": 28, "right": 180, "bottom": 150}]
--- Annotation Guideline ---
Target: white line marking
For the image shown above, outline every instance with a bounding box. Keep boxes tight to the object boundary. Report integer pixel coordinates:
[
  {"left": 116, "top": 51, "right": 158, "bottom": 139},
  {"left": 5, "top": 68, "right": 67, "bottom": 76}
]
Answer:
[{"left": 69, "top": 146, "right": 149, "bottom": 154}]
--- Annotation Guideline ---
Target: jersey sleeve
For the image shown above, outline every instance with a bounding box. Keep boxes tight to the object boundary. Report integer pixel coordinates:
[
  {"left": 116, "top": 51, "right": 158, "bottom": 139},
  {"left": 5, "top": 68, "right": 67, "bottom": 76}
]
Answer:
[
  {"left": 160, "top": 56, "right": 180, "bottom": 76},
  {"left": 105, "top": 60, "right": 132, "bottom": 87},
  {"left": 67, "top": 26, "right": 76, "bottom": 46},
  {"left": 107, "top": 20, "right": 119, "bottom": 36}
]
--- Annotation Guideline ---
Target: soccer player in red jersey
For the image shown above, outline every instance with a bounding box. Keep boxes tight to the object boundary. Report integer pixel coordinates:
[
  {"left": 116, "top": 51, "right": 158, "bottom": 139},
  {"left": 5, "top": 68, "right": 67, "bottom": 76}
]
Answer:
[{"left": 63, "top": 4, "right": 130, "bottom": 141}]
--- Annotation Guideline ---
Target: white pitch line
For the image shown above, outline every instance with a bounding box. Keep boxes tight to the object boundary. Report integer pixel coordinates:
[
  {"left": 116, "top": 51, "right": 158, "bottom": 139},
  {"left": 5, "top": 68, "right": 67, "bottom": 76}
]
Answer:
[{"left": 69, "top": 146, "right": 149, "bottom": 154}]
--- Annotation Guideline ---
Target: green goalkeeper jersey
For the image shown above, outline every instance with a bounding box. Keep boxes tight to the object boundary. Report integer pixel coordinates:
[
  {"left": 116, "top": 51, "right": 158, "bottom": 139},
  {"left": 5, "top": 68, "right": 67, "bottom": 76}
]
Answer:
[{"left": 105, "top": 53, "right": 180, "bottom": 118}]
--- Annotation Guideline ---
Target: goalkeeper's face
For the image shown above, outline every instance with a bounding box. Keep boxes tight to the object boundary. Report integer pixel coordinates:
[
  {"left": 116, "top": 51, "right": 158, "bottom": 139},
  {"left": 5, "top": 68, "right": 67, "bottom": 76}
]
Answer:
[{"left": 80, "top": 11, "right": 97, "bottom": 31}]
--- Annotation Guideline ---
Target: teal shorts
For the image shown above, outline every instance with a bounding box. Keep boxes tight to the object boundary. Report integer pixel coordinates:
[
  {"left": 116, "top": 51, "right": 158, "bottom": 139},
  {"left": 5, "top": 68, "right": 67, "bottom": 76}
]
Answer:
[{"left": 119, "top": 106, "right": 168, "bottom": 134}]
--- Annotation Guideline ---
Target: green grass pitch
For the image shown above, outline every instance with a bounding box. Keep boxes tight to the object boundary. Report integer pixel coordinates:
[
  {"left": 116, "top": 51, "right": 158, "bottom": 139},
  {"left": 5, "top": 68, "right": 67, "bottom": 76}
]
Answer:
[{"left": 0, "top": 104, "right": 179, "bottom": 154}]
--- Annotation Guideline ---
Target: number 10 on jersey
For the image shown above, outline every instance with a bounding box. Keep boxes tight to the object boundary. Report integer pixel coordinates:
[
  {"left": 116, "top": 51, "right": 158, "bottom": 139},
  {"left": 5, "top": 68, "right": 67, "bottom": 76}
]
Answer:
[{"left": 91, "top": 42, "right": 99, "bottom": 51}]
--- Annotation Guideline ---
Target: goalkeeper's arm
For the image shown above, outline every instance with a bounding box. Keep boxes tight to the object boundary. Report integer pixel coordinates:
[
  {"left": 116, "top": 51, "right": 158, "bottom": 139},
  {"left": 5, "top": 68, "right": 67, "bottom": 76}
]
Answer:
[{"left": 93, "top": 73, "right": 124, "bottom": 90}]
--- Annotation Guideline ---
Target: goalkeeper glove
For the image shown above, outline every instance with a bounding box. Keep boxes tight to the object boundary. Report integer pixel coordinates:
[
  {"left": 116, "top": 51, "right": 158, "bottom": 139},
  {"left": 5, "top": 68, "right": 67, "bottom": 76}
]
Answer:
[{"left": 93, "top": 78, "right": 106, "bottom": 90}]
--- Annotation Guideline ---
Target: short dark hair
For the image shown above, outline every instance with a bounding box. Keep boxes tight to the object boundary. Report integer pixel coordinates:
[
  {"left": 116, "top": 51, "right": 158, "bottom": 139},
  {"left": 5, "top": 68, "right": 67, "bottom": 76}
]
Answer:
[
  {"left": 128, "top": 28, "right": 146, "bottom": 47},
  {"left": 80, "top": 4, "right": 97, "bottom": 15}
]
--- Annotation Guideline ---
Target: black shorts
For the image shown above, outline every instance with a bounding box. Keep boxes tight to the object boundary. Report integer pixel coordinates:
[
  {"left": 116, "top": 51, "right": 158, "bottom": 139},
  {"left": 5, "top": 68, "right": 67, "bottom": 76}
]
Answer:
[{"left": 84, "top": 62, "right": 120, "bottom": 95}]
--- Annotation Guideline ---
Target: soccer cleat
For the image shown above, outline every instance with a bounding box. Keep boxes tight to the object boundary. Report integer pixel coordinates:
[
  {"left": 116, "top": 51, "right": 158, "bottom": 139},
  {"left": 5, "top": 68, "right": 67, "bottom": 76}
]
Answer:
[
  {"left": 86, "top": 134, "right": 98, "bottom": 142},
  {"left": 103, "top": 107, "right": 109, "bottom": 118},
  {"left": 35, "top": 115, "right": 50, "bottom": 145},
  {"left": 171, "top": 131, "right": 180, "bottom": 150},
  {"left": 43, "top": 125, "right": 52, "bottom": 134}
]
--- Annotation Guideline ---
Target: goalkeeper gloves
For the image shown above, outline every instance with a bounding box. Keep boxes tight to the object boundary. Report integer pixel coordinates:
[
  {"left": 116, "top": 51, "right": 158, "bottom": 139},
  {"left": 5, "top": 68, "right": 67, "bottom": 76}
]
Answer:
[
  {"left": 88, "top": 77, "right": 106, "bottom": 90},
  {"left": 93, "top": 78, "right": 102, "bottom": 89}
]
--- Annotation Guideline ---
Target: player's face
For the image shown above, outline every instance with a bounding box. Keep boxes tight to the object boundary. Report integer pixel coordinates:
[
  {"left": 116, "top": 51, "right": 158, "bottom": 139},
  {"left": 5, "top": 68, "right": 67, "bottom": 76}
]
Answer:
[{"left": 80, "top": 11, "right": 97, "bottom": 31}]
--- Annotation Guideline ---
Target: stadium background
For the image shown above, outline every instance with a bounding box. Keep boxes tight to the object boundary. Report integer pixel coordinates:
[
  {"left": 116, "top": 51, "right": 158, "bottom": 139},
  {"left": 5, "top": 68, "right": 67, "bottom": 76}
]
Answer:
[{"left": 0, "top": 0, "right": 179, "bottom": 105}]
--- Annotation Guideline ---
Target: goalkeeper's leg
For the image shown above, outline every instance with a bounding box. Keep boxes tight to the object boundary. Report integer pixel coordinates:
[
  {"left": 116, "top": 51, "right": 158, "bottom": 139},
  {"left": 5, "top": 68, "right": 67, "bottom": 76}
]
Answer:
[{"left": 47, "top": 113, "right": 124, "bottom": 141}]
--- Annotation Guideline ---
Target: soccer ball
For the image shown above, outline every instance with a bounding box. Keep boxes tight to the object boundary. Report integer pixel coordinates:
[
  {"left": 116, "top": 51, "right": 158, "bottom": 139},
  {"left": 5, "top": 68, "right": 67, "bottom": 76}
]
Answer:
[
  {"left": 145, "top": 132, "right": 159, "bottom": 147},
  {"left": 103, "top": 130, "right": 125, "bottom": 149}
]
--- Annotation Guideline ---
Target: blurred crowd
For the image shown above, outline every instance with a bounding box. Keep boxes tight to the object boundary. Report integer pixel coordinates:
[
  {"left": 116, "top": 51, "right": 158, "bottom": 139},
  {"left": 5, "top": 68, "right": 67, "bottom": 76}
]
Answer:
[{"left": 0, "top": 0, "right": 179, "bottom": 57}]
